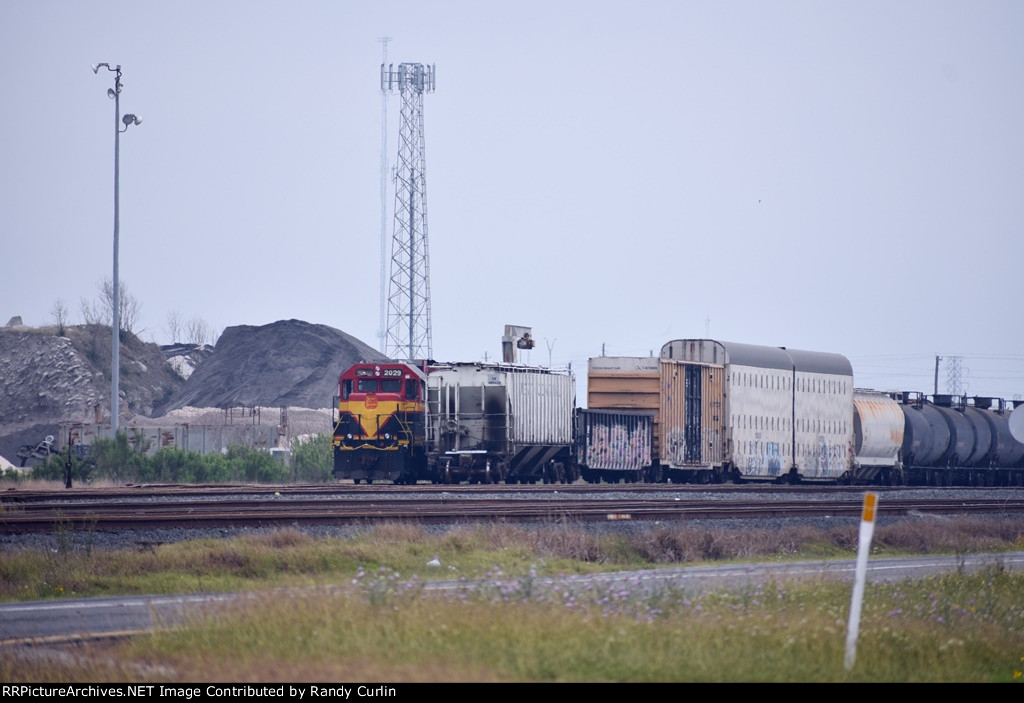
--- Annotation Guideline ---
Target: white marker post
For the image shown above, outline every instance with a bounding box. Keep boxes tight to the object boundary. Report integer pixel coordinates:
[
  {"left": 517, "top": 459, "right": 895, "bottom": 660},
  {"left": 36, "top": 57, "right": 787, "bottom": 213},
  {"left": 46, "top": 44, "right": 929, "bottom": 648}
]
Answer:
[{"left": 844, "top": 491, "right": 878, "bottom": 671}]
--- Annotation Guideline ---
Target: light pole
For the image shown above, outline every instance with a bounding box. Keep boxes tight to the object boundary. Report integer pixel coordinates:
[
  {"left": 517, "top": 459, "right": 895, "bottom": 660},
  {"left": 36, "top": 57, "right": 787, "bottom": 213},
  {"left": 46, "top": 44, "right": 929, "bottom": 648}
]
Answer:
[{"left": 92, "top": 63, "right": 141, "bottom": 435}]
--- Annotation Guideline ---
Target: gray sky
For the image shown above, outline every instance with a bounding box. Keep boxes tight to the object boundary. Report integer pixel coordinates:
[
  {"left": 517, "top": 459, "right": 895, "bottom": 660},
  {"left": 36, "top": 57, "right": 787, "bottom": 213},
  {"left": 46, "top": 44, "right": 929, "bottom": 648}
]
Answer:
[{"left": 2, "top": 0, "right": 1022, "bottom": 400}]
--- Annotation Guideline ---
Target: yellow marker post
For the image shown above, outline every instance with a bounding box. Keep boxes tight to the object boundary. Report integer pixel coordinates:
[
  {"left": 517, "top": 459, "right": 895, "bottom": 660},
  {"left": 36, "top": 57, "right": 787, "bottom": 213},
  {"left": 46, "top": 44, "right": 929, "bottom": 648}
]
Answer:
[{"left": 844, "top": 491, "right": 879, "bottom": 671}]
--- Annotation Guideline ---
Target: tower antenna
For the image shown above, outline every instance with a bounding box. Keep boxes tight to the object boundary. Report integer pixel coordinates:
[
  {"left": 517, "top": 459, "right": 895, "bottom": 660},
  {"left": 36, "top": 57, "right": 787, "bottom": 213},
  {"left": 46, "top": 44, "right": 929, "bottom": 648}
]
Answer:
[
  {"left": 383, "top": 62, "right": 436, "bottom": 360},
  {"left": 376, "top": 36, "right": 391, "bottom": 354}
]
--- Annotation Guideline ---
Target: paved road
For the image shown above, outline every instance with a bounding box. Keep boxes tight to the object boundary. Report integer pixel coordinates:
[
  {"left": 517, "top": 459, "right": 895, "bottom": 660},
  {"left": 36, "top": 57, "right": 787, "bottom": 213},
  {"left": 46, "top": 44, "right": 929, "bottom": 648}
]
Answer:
[{"left": 3, "top": 552, "right": 1022, "bottom": 645}]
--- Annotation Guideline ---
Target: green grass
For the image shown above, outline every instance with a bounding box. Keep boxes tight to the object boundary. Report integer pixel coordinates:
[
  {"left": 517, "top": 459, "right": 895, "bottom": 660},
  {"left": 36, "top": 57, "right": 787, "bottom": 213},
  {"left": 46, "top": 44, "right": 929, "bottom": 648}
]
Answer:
[
  {"left": 2, "top": 519, "right": 1024, "bottom": 602},
  {"left": 3, "top": 566, "right": 1023, "bottom": 682},
  {"left": 0, "top": 524, "right": 612, "bottom": 602},
  {"left": 2, "top": 520, "right": 1023, "bottom": 681}
]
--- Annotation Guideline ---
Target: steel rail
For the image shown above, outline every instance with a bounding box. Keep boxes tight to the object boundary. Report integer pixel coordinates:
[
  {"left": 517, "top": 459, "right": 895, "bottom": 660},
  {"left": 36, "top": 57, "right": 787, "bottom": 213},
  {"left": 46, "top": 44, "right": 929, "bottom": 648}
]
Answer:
[{"left": 2, "top": 496, "right": 1022, "bottom": 533}]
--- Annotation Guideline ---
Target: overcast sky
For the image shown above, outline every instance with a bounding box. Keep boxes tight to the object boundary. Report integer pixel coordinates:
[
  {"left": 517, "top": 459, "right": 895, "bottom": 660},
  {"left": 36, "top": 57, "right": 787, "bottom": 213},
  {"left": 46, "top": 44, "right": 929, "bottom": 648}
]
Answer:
[{"left": 2, "top": 1, "right": 1022, "bottom": 401}]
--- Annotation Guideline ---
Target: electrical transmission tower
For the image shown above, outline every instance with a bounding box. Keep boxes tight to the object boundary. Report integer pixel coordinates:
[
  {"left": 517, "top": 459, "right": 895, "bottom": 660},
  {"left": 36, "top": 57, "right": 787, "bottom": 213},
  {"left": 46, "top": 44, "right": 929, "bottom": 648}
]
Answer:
[
  {"left": 945, "top": 355, "right": 964, "bottom": 396},
  {"left": 383, "top": 62, "right": 435, "bottom": 360}
]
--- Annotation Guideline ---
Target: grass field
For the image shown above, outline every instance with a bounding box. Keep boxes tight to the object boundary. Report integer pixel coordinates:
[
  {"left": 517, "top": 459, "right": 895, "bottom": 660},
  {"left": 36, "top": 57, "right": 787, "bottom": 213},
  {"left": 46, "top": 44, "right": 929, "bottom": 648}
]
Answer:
[{"left": 2, "top": 519, "right": 1023, "bottom": 682}]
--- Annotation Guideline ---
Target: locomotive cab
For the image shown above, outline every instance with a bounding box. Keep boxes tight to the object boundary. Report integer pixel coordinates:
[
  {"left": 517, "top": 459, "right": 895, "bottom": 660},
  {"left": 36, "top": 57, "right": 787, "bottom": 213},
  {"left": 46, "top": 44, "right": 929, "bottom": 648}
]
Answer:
[{"left": 332, "top": 362, "right": 427, "bottom": 484}]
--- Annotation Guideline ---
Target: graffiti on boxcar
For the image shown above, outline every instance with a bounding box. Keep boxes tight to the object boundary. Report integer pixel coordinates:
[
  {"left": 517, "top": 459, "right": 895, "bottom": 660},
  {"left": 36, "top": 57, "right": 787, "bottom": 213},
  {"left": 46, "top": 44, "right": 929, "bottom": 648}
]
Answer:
[
  {"left": 766, "top": 442, "right": 782, "bottom": 475},
  {"left": 664, "top": 430, "right": 687, "bottom": 467},
  {"left": 746, "top": 441, "right": 781, "bottom": 475},
  {"left": 814, "top": 440, "right": 843, "bottom": 475},
  {"left": 584, "top": 423, "right": 651, "bottom": 470}
]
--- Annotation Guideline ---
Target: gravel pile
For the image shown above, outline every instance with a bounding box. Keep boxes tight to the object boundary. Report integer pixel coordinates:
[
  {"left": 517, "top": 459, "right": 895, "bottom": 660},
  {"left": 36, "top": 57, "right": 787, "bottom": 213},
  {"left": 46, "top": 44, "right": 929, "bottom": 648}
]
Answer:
[{"left": 155, "top": 319, "right": 387, "bottom": 413}]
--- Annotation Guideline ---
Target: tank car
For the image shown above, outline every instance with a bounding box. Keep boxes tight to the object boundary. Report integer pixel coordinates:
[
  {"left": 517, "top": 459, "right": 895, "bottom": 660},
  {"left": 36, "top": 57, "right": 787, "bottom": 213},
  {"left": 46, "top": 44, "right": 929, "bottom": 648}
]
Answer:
[{"left": 893, "top": 393, "right": 1024, "bottom": 485}]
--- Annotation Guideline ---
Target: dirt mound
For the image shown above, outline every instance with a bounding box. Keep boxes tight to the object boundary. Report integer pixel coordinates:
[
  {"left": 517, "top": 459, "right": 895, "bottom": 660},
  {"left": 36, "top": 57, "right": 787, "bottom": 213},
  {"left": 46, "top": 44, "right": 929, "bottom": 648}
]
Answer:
[
  {"left": 0, "top": 320, "right": 384, "bottom": 462},
  {"left": 0, "top": 326, "right": 184, "bottom": 462},
  {"left": 162, "top": 343, "right": 215, "bottom": 380},
  {"left": 156, "top": 319, "right": 388, "bottom": 412}
]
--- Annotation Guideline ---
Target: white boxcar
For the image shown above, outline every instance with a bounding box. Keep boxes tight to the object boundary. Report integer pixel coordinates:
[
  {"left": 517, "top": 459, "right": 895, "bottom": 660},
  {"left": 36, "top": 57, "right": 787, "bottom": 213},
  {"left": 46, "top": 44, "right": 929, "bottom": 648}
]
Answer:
[
  {"left": 425, "top": 363, "right": 575, "bottom": 483},
  {"left": 787, "top": 348, "right": 855, "bottom": 480},
  {"left": 660, "top": 339, "right": 854, "bottom": 481}
]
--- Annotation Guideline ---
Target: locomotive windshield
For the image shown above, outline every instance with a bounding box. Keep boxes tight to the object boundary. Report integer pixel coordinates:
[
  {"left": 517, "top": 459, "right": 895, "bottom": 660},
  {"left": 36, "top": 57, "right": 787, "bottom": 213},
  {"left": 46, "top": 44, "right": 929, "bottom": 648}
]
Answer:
[{"left": 354, "top": 378, "right": 404, "bottom": 394}]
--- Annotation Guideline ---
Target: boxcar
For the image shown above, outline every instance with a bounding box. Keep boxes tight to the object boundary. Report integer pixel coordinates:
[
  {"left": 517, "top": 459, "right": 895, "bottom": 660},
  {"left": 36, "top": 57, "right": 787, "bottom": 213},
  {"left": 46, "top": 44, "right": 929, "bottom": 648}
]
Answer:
[{"left": 660, "top": 339, "right": 855, "bottom": 482}]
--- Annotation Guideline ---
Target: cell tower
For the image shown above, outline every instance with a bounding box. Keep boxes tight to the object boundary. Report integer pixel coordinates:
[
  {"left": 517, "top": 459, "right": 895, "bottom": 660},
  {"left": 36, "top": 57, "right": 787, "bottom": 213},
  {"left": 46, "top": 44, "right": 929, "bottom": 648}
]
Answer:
[
  {"left": 383, "top": 62, "right": 435, "bottom": 360},
  {"left": 376, "top": 37, "right": 391, "bottom": 354}
]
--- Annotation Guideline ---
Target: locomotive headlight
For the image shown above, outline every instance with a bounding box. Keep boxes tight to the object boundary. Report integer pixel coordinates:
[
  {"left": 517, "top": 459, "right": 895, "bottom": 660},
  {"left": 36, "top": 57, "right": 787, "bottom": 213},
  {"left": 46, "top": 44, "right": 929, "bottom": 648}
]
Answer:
[
  {"left": 385, "top": 433, "right": 391, "bottom": 439},
  {"left": 346, "top": 434, "right": 353, "bottom": 440}
]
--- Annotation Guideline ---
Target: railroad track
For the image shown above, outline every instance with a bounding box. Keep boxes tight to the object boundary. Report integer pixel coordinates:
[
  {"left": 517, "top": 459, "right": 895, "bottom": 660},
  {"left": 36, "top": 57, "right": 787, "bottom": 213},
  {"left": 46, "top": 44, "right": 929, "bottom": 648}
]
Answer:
[
  {"left": 2, "top": 488, "right": 1023, "bottom": 532},
  {"left": 0, "top": 481, "right": 1001, "bottom": 503}
]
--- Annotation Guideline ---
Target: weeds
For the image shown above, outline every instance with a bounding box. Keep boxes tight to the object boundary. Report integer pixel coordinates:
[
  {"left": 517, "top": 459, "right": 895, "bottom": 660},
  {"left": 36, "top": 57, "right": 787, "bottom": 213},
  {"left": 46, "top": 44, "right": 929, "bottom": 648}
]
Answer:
[
  {"left": 2, "top": 517, "right": 1023, "bottom": 682},
  {"left": 52, "top": 511, "right": 74, "bottom": 556},
  {"left": 3, "top": 518, "right": 1024, "bottom": 603},
  {"left": 12, "top": 566, "right": 1021, "bottom": 682}
]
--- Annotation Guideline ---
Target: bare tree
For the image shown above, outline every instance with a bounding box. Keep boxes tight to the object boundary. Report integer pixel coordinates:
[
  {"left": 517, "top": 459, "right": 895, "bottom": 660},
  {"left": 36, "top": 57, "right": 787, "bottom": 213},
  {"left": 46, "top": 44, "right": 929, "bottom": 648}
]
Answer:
[
  {"left": 79, "top": 278, "right": 143, "bottom": 335},
  {"left": 186, "top": 317, "right": 211, "bottom": 346},
  {"left": 79, "top": 296, "right": 105, "bottom": 326},
  {"left": 99, "top": 279, "right": 142, "bottom": 335},
  {"left": 50, "top": 298, "right": 69, "bottom": 335},
  {"left": 166, "top": 310, "right": 183, "bottom": 344}
]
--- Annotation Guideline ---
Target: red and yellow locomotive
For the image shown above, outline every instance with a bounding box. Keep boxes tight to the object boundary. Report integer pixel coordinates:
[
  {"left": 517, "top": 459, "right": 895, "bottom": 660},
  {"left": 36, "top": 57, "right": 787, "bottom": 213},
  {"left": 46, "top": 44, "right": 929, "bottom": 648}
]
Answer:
[{"left": 331, "top": 362, "right": 427, "bottom": 484}]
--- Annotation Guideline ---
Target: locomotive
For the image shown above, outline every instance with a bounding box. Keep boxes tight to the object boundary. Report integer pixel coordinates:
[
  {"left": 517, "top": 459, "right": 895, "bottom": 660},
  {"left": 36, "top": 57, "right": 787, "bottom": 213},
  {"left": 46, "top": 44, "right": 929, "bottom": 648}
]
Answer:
[
  {"left": 331, "top": 362, "right": 427, "bottom": 484},
  {"left": 332, "top": 338, "right": 1024, "bottom": 486},
  {"left": 332, "top": 360, "right": 575, "bottom": 484}
]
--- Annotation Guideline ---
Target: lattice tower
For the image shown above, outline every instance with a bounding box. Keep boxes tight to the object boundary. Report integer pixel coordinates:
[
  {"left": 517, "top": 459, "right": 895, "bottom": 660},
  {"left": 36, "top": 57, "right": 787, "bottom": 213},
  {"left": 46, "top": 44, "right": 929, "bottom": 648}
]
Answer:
[
  {"left": 945, "top": 355, "right": 964, "bottom": 396},
  {"left": 383, "top": 62, "right": 435, "bottom": 360},
  {"left": 376, "top": 37, "right": 391, "bottom": 354}
]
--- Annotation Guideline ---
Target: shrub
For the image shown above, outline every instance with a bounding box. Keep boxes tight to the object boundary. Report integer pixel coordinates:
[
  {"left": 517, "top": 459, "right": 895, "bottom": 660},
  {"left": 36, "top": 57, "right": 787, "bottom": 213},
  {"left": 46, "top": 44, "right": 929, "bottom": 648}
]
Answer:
[
  {"left": 31, "top": 452, "right": 94, "bottom": 483},
  {"left": 290, "top": 434, "right": 332, "bottom": 483},
  {"left": 225, "top": 445, "right": 289, "bottom": 483},
  {"left": 90, "top": 432, "right": 147, "bottom": 483}
]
